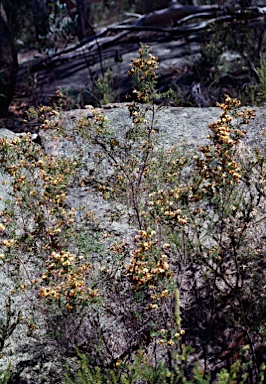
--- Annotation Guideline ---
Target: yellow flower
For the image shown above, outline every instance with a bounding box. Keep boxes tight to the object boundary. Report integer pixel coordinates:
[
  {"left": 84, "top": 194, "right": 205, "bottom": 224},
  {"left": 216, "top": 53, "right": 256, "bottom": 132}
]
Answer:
[
  {"left": 40, "top": 288, "right": 49, "bottom": 297},
  {"left": 143, "top": 242, "right": 150, "bottom": 250},
  {"left": 2, "top": 239, "right": 14, "bottom": 247},
  {"left": 177, "top": 216, "right": 188, "bottom": 225},
  {"left": 160, "top": 290, "right": 168, "bottom": 298},
  {"left": 116, "top": 359, "right": 122, "bottom": 367},
  {"left": 62, "top": 260, "right": 71, "bottom": 266}
]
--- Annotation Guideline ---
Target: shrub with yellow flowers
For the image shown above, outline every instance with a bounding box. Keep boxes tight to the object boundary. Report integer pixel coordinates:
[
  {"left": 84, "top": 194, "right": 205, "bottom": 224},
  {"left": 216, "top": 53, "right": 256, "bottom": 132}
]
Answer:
[
  {"left": 64, "top": 45, "right": 265, "bottom": 381},
  {"left": 128, "top": 43, "right": 159, "bottom": 105},
  {"left": 126, "top": 229, "right": 172, "bottom": 294},
  {"left": 0, "top": 45, "right": 265, "bottom": 383},
  {"left": 0, "top": 130, "right": 99, "bottom": 317}
]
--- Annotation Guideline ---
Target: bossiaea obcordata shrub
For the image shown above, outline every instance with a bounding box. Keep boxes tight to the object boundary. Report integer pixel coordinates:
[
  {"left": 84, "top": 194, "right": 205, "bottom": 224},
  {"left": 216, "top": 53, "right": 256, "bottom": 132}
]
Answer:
[{"left": 0, "top": 45, "right": 265, "bottom": 383}]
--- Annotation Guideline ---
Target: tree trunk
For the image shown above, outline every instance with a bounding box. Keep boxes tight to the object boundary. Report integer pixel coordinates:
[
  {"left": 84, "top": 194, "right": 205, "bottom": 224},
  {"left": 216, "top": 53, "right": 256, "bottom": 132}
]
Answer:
[
  {"left": 0, "top": 3, "right": 18, "bottom": 117},
  {"left": 76, "top": 0, "right": 93, "bottom": 39},
  {"left": 31, "top": 0, "right": 49, "bottom": 39},
  {"left": 135, "top": 0, "right": 171, "bottom": 14}
]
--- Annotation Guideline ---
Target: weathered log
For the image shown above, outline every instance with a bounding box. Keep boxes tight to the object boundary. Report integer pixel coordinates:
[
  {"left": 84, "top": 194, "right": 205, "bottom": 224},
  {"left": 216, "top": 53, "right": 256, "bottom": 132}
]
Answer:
[
  {"left": 16, "top": 2, "right": 266, "bottom": 108},
  {"left": 136, "top": 4, "right": 219, "bottom": 27}
]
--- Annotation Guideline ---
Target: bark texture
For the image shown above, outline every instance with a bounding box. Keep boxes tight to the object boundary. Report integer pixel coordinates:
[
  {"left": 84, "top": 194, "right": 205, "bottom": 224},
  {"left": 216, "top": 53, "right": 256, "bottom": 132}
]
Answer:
[{"left": 0, "top": 3, "right": 18, "bottom": 117}]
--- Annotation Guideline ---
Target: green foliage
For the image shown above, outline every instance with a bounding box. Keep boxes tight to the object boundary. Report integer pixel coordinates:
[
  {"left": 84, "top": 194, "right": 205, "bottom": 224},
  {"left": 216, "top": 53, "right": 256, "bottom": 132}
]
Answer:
[
  {"left": 257, "top": 59, "right": 266, "bottom": 95},
  {"left": 0, "top": 364, "right": 12, "bottom": 384},
  {"left": 86, "top": 66, "right": 117, "bottom": 106},
  {"left": 192, "top": 15, "right": 266, "bottom": 105},
  {"left": 64, "top": 348, "right": 266, "bottom": 384},
  {"left": 0, "top": 297, "right": 22, "bottom": 352},
  {"left": 39, "top": 0, "right": 75, "bottom": 56},
  {"left": 241, "top": 57, "right": 266, "bottom": 106},
  {"left": 255, "top": 58, "right": 266, "bottom": 105}
]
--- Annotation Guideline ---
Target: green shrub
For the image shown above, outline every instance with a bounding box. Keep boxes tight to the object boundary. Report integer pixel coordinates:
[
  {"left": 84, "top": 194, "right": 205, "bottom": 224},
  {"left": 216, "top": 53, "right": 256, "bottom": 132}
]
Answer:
[
  {"left": 0, "top": 44, "right": 265, "bottom": 383},
  {"left": 65, "top": 45, "right": 265, "bottom": 381}
]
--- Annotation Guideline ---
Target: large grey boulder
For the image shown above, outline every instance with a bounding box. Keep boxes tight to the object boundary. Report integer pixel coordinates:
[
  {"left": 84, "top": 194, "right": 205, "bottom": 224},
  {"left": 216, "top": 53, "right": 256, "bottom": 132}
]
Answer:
[
  {"left": 0, "top": 104, "right": 265, "bottom": 383},
  {"left": 42, "top": 104, "right": 264, "bottom": 153}
]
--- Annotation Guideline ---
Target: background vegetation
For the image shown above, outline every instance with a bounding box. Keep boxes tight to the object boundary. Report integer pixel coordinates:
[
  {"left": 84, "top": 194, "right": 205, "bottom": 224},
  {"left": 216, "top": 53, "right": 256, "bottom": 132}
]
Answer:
[{"left": 2, "top": 0, "right": 266, "bottom": 120}]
